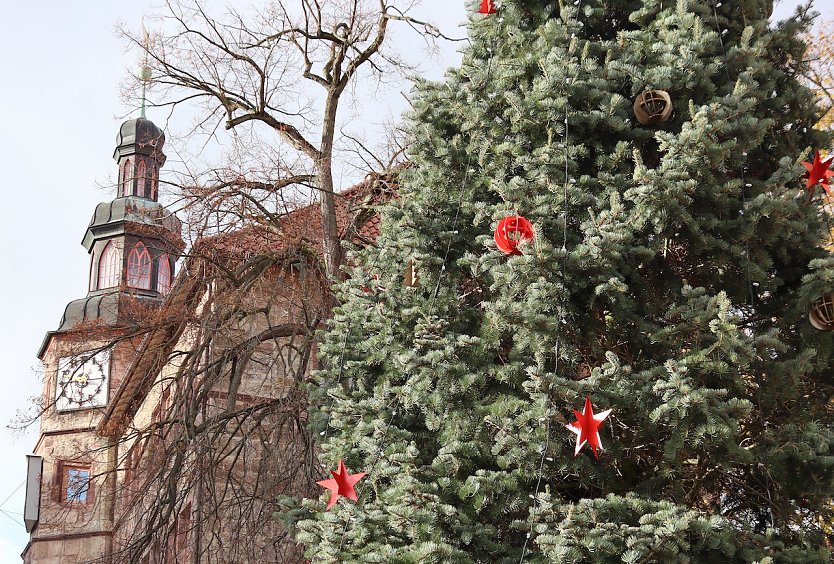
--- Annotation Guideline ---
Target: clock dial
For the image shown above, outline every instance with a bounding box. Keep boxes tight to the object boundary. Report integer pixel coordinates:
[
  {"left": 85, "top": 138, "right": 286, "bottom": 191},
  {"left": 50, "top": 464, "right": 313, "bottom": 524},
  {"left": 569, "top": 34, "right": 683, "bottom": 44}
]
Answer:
[{"left": 55, "top": 350, "right": 110, "bottom": 411}]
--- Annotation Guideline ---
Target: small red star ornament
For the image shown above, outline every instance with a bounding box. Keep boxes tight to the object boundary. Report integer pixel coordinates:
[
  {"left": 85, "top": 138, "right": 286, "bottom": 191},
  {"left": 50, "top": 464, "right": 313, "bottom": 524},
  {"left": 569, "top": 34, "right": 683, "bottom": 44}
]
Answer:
[
  {"left": 494, "top": 215, "right": 535, "bottom": 255},
  {"left": 801, "top": 150, "right": 834, "bottom": 194},
  {"left": 479, "top": 0, "right": 497, "bottom": 14},
  {"left": 565, "top": 396, "right": 612, "bottom": 458},
  {"left": 316, "top": 459, "right": 367, "bottom": 510}
]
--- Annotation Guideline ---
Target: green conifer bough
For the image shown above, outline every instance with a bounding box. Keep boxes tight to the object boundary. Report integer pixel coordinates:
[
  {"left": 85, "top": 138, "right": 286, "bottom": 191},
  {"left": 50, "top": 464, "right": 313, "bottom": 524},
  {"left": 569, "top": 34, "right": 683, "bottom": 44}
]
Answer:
[{"left": 293, "top": 1, "right": 834, "bottom": 562}]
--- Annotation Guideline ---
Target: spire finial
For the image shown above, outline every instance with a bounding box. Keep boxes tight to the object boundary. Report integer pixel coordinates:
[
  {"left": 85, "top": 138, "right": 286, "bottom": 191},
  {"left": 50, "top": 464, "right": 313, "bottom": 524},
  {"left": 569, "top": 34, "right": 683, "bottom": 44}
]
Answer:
[{"left": 139, "top": 28, "right": 151, "bottom": 119}]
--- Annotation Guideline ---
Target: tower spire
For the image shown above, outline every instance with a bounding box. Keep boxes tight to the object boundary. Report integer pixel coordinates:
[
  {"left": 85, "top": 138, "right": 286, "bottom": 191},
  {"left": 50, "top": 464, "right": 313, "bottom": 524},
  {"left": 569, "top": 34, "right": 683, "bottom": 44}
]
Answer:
[{"left": 139, "top": 28, "right": 151, "bottom": 118}]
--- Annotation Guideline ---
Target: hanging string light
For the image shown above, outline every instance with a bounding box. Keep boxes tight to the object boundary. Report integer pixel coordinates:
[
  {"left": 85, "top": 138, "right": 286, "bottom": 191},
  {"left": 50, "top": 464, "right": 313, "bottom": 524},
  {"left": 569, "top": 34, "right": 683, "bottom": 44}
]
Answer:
[{"left": 711, "top": 0, "right": 756, "bottom": 306}]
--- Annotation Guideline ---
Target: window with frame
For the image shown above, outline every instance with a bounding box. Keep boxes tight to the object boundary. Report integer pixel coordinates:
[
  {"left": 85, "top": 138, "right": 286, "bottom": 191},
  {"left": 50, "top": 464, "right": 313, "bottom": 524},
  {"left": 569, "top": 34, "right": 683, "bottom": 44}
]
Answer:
[
  {"left": 157, "top": 254, "right": 171, "bottom": 295},
  {"left": 98, "top": 241, "right": 122, "bottom": 289},
  {"left": 121, "top": 158, "right": 133, "bottom": 196},
  {"left": 127, "top": 242, "right": 152, "bottom": 289},
  {"left": 136, "top": 159, "right": 147, "bottom": 198},
  {"left": 62, "top": 465, "right": 91, "bottom": 504}
]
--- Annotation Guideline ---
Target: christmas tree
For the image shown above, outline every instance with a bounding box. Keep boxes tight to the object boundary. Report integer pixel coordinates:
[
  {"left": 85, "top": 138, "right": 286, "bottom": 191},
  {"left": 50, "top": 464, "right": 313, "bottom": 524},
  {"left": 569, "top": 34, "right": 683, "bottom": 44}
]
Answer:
[{"left": 294, "top": 0, "right": 834, "bottom": 561}]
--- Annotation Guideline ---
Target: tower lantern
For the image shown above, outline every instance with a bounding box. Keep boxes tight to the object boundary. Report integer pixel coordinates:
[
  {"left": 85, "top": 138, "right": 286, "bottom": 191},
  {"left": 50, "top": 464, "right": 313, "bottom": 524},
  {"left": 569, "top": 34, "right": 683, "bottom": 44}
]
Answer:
[{"left": 113, "top": 117, "right": 166, "bottom": 200}]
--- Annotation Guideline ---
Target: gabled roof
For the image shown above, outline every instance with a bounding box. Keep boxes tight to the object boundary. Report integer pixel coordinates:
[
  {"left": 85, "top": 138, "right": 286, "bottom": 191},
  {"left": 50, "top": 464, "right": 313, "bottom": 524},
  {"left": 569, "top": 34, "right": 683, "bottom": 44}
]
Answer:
[{"left": 202, "top": 177, "right": 389, "bottom": 260}]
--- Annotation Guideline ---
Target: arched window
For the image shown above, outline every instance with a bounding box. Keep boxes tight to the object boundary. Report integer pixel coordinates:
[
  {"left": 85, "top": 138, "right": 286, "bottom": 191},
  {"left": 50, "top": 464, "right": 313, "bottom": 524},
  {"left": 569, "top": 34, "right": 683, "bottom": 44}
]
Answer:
[
  {"left": 157, "top": 255, "right": 171, "bottom": 295},
  {"left": 127, "top": 242, "right": 152, "bottom": 289},
  {"left": 121, "top": 158, "right": 133, "bottom": 196},
  {"left": 136, "top": 159, "right": 147, "bottom": 198},
  {"left": 98, "top": 241, "right": 122, "bottom": 289}
]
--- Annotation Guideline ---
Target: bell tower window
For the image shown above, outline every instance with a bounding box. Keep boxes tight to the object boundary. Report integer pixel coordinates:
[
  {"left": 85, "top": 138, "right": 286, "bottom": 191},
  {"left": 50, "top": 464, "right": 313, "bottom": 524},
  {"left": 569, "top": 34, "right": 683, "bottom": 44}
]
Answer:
[
  {"left": 137, "top": 160, "right": 147, "bottom": 198},
  {"left": 121, "top": 158, "right": 133, "bottom": 196},
  {"left": 157, "top": 255, "right": 172, "bottom": 295},
  {"left": 97, "top": 241, "right": 122, "bottom": 289},
  {"left": 127, "top": 243, "right": 152, "bottom": 289}
]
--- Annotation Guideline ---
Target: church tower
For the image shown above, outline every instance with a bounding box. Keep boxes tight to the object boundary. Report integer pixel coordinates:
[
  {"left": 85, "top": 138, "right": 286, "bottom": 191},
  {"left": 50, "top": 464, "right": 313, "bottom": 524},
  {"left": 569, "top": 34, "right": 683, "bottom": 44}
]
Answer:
[{"left": 22, "top": 117, "right": 183, "bottom": 564}]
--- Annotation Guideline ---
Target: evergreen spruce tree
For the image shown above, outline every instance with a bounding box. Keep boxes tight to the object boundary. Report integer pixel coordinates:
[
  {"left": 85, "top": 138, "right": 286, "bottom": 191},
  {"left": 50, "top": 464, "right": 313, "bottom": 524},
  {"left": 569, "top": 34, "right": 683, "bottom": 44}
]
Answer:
[{"left": 294, "top": 1, "right": 834, "bottom": 561}]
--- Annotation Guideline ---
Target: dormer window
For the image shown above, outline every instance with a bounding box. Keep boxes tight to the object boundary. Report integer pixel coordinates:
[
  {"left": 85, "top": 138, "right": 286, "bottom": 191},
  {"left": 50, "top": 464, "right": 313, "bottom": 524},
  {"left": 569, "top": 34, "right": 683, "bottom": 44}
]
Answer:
[
  {"left": 136, "top": 160, "right": 147, "bottom": 198},
  {"left": 158, "top": 255, "right": 171, "bottom": 295},
  {"left": 97, "top": 241, "right": 122, "bottom": 289},
  {"left": 127, "top": 242, "right": 152, "bottom": 289}
]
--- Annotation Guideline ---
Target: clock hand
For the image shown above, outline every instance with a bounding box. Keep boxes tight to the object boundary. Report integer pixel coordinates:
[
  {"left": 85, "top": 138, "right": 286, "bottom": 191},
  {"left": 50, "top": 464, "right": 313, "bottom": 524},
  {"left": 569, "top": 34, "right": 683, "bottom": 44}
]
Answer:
[{"left": 72, "top": 374, "right": 89, "bottom": 386}]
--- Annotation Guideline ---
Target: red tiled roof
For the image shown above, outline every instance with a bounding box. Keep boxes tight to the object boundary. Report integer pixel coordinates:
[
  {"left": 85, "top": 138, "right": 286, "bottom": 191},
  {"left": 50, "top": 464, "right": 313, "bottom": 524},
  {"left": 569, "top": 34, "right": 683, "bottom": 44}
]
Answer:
[{"left": 200, "top": 176, "right": 393, "bottom": 259}]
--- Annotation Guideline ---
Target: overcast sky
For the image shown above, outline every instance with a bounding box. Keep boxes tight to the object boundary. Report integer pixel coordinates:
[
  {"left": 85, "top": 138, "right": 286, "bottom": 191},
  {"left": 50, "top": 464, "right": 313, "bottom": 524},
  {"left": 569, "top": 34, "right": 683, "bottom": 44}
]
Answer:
[{"left": 0, "top": 1, "right": 830, "bottom": 561}]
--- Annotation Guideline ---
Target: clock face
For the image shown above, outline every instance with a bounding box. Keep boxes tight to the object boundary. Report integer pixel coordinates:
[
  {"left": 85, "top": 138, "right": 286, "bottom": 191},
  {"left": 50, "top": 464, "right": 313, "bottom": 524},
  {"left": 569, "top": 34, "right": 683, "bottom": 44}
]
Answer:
[{"left": 55, "top": 350, "right": 110, "bottom": 411}]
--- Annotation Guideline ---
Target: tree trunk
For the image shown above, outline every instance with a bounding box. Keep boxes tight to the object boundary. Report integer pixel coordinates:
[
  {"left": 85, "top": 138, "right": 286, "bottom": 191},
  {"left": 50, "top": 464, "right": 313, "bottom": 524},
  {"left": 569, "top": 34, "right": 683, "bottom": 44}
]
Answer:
[{"left": 318, "top": 90, "right": 343, "bottom": 280}]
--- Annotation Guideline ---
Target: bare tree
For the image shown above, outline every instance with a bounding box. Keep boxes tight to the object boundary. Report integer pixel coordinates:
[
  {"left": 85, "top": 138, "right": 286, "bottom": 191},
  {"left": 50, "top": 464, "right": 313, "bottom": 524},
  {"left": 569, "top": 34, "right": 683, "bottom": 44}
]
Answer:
[
  {"left": 124, "top": 0, "right": 450, "bottom": 278},
  {"left": 100, "top": 176, "right": 394, "bottom": 562},
  {"left": 108, "top": 244, "right": 329, "bottom": 563}
]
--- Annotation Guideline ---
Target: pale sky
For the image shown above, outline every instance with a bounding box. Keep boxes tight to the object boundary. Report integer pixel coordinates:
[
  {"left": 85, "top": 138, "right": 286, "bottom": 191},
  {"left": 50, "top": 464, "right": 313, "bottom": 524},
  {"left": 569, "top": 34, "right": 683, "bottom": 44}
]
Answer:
[{"left": 0, "top": 1, "right": 829, "bottom": 561}]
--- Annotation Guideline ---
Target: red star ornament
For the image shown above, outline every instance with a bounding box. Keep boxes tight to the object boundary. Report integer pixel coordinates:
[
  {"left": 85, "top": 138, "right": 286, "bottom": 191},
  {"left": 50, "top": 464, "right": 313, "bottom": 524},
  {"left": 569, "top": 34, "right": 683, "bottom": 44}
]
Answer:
[
  {"left": 565, "top": 396, "right": 612, "bottom": 459},
  {"left": 801, "top": 150, "right": 834, "bottom": 194},
  {"left": 479, "top": 0, "right": 497, "bottom": 14},
  {"left": 316, "top": 459, "right": 367, "bottom": 510}
]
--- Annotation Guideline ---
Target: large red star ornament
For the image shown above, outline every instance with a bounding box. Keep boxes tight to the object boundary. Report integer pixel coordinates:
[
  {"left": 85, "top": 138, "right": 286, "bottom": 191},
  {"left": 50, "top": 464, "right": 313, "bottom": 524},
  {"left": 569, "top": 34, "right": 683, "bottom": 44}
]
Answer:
[
  {"left": 801, "top": 150, "right": 834, "bottom": 194},
  {"left": 316, "top": 459, "right": 367, "bottom": 510},
  {"left": 479, "top": 0, "right": 497, "bottom": 14},
  {"left": 565, "top": 397, "right": 612, "bottom": 459}
]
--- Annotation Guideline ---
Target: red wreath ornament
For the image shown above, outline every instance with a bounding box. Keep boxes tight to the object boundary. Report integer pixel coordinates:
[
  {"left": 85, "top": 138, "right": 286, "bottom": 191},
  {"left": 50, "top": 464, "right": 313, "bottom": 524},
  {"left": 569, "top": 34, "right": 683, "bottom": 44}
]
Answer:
[{"left": 494, "top": 215, "right": 535, "bottom": 255}]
